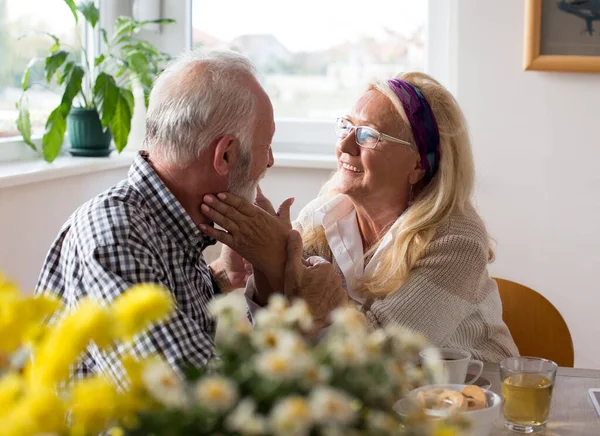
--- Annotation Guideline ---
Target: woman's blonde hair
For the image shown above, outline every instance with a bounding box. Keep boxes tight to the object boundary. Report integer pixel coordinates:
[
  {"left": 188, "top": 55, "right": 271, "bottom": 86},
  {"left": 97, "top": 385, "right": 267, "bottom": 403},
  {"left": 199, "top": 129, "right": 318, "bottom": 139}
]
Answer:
[{"left": 303, "top": 72, "right": 488, "bottom": 297}]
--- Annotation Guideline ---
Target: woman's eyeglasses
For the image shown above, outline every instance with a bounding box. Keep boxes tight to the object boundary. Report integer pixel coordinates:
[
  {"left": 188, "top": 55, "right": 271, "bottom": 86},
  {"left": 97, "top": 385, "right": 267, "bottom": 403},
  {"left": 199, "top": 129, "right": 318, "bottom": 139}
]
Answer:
[{"left": 335, "top": 117, "right": 414, "bottom": 150}]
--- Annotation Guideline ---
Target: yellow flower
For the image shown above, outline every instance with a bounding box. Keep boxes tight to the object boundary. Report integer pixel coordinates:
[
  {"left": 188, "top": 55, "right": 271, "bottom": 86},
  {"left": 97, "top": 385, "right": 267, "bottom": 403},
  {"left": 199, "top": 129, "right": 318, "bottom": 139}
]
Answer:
[
  {"left": 3, "top": 386, "right": 66, "bottom": 436},
  {"left": 27, "top": 299, "right": 112, "bottom": 386},
  {"left": 0, "top": 292, "right": 60, "bottom": 353},
  {"left": 194, "top": 375, "right": 238, "bottom": 412},
  {"left": 111, "top": 284, "right": 174, "bottom": 341},
  {"left": 109, "top": 427, "right": 125, "bottom": 436},
  {"left": 433, "top": 424, "right": 458, "bottom": 436},
  {"left": 0, "top": 373, "right": 23, "bottom": 417},
  {"left": 69, "top": 376, "right": 120, "bottom": 436},
  {"left": 0, "top": 273, "right": 19, "bottom": 299}
]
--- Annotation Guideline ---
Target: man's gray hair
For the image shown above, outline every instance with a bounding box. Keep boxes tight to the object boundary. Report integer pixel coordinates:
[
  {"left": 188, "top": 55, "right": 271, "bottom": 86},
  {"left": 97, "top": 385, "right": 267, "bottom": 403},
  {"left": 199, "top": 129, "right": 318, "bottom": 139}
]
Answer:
[{"left": 144, "top": 48, "right": 258, "bottom": 165}]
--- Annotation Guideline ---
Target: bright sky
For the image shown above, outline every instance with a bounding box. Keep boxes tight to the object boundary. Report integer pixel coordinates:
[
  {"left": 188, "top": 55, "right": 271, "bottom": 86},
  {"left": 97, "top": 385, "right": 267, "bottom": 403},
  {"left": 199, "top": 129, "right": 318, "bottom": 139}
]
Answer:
[
  {"left": 192, "top": 0, "right": 427, "bottom": 52},
  {"left": 6, "top": 0, "right": 75, "bottom": 32}
]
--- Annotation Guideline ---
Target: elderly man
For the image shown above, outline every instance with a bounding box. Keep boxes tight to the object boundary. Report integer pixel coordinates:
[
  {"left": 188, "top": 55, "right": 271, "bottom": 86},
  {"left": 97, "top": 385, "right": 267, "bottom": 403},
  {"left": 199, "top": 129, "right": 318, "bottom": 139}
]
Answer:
[{"left": 35, "top": 49, "right": 346, "bottom": 385}]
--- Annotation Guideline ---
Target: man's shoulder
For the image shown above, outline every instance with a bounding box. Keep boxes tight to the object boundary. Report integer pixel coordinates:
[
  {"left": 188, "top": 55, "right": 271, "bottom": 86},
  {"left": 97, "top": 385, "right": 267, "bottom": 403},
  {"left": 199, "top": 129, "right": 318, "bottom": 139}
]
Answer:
[{"left": 69, "top": 180, "right": 158, "bottom": 253}]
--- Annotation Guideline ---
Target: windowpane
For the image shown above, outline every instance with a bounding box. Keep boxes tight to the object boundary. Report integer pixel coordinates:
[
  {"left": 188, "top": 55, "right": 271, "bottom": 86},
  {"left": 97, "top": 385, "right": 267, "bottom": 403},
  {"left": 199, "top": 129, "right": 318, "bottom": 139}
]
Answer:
[
  {"left": 191, "top": 0, "right": 426, "bottom": 121},
  {"left": 0, "top": 0, "right": 82, "bottom": 138}
]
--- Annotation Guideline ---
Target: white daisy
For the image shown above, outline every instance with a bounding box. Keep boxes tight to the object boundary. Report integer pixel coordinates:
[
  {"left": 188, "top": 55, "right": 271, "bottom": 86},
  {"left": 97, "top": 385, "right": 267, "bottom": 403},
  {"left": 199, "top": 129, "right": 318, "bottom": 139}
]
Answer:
[
  {"left": 384, "top": 325, "right": 427, "bottom": 356},
  {"left": 365, "top": 330, "right": 388, "bottom": 360},
  {"left": 309, "top": 386, "right": 357, "bottom": 426},
  {"left": 328, "top": 338, "right": 368, "bottom": 367},
  {"left": 225, "top": 398, "right": 268, "bottom": 435},
  {"left": 194, "top": 375, "right": 238, "bottom": 412},
  {"left": 283, "top": 299, "right": 313, "bottom": 332},
  {"left": 209, "top": 293, "right": 248, "bottom": 320},
  {"left": 141, "top": 360, "right": 188, "bottom": 409},
  {"left": 251, "top": 328, "right": 285, "bottom": 350},
  {"left": 330, "top": 307, "right": 368, "bottom": 333},
  {"left": 255, "top": 309, "right": 284, "bottom": 330},
  {"left": 255, "top": 349, "right": 298, "bottom": 380},
  {"left": 270, "top": 396, "right": 313, "bottom": 436},
  {"left": 367, "top": 411, "right": 400, "bottom": 432}
]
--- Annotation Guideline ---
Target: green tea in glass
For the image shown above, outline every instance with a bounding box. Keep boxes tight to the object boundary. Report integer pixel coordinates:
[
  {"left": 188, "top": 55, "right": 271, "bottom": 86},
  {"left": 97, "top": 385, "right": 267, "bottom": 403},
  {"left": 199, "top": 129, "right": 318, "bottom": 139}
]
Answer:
[{"left": 500, "top": 357, "right": 558, "bottom": 433}]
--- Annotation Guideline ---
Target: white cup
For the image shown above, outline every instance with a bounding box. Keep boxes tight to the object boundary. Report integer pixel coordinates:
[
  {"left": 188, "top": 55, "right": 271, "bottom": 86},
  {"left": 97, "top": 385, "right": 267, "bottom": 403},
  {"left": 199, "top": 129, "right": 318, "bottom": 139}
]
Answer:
[{"left": 419, "top": 348, "right": 484, "bottom": 385}]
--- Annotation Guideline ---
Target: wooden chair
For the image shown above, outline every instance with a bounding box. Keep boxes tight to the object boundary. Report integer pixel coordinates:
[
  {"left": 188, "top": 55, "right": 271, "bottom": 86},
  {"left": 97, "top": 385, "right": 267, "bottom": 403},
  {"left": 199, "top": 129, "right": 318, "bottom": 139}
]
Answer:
[{"left": 494, "top": 278, "right": 574, "bottom": 367}]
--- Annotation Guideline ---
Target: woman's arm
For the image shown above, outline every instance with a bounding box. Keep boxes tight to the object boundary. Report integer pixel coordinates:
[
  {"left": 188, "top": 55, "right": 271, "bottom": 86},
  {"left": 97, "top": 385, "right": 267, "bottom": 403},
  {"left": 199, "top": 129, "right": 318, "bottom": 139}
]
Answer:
[{"left": 363, "top": 231, "right": 488, "bottom": 346}]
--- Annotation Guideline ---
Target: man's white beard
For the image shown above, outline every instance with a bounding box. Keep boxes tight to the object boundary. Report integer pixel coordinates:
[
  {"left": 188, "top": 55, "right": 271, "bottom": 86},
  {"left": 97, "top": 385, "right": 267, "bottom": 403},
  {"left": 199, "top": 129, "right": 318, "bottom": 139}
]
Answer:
[{"left": 228, "top": 149, "right": 265, "bottom": 203}]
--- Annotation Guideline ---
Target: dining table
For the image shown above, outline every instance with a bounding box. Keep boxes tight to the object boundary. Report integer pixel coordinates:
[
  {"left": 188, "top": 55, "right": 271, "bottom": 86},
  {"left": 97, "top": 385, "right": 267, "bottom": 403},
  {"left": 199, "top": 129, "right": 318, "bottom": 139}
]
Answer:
[{"left": 482, "top": 363, "right": 600, "bottom": 435}]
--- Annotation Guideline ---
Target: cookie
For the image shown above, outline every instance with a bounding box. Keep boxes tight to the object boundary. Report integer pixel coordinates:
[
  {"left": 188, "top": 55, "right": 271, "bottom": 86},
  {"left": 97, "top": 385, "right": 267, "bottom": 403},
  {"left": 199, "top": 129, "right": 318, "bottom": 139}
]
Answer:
[{"left": 461, "top": 385, "right": 487, "bottom": 411}]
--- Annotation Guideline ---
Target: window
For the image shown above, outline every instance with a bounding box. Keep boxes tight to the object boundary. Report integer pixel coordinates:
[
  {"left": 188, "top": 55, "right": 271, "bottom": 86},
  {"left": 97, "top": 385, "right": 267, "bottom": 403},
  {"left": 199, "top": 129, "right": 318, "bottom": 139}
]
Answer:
[
  {"left": 0, "top": 0, "right": 83, "bottom": 139},
  {"left": 190, "top": 0, "right": 426, "bottom": 153}
]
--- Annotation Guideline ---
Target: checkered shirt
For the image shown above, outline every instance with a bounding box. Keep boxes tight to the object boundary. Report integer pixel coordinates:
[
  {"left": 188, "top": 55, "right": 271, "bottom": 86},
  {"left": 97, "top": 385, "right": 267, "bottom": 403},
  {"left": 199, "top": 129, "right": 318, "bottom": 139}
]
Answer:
[{"left": 35, "top": 151, "right": 220, "bottom": 387}]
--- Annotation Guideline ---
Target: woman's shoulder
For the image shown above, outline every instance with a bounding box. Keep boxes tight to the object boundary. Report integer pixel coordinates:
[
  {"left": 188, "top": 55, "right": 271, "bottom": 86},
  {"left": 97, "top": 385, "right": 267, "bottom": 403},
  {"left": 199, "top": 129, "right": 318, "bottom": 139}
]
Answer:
[{"left": 436, "top": 203, "right": 490, "bottom": 246}]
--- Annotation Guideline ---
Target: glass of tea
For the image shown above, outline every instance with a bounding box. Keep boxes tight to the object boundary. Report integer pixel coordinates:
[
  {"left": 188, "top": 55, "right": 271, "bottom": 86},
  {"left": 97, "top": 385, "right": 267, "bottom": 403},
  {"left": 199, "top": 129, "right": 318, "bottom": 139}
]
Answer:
[{"left": 500, "top": 357, "right": 558, "bottom": 433}]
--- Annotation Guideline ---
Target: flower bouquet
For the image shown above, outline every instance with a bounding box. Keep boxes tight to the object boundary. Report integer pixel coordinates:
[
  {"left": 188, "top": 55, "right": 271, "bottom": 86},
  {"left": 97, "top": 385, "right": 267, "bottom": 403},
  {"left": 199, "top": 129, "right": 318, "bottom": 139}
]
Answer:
[{"left": 0, "top": 273, "right": 464, "bottom": 435}]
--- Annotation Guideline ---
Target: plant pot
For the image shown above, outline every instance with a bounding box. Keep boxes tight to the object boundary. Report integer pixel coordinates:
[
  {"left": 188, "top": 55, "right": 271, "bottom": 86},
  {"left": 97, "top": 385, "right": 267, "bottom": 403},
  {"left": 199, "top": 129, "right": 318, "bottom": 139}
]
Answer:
[{"left": 67, "top": 108, "right": 112, "bottom": 157}]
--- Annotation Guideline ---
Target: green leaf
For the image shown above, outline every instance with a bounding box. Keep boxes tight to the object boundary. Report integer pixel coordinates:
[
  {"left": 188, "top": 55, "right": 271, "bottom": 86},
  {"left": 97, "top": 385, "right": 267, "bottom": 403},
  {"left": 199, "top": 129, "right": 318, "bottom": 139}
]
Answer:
[
  {"left": 121, "top": 88, "right": 134, "bottom": 113},
  {"left": 94, "top": 54, "right": 105, "bottom": 67},
  {"left": 16, "top": 95, "right": 36, "bottom": 151},
  {"left": 93, "top": 72, "right": 119, "bottom": 129},
  {"left": 61, "top": 65, "right": 84, "bottom": 108},
  {"left": 63, "top": 0, "right": 79, "bottom": 24},
  {"left": 112, "top": 16, "right": 136, "bottom": 42},
  {"left": 21, "top": 57, "right": 43, "bottom": 90},
  {"left": 42, "top": 106, "right": 67, "bottom": 162},
  {"left": 57, "top": 61, "right": 74, "bottom": 85},
  {"left": 77, "top": 1, "right": 99, "bottom": 28},
  {"left": 40, "top": 65, "right": 84, "bottom": 162},
  {"left": 109, "top": 89, "right": 132, "bottom": 152},
  {"left": 45, "top": 50, "right": 69, "bottom": 82},
  {"left": 143, "top": 88, "right": 150, "bottom": 108},
  {"left": 128, "top": 52, "right": 149, "bottom": 75},
  {"left": 100, "top": 29, "right": 108, "bottom": 45},
  {"left": 140, "top": 18, "right": 176, "bottom": 26}
]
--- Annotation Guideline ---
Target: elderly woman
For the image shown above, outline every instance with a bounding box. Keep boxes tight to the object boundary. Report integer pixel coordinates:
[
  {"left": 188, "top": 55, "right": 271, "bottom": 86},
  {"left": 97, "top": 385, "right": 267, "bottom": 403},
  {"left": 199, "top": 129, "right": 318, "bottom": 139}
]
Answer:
[{"left": 200, "top": 72, "right": 518, "bottom": 363}]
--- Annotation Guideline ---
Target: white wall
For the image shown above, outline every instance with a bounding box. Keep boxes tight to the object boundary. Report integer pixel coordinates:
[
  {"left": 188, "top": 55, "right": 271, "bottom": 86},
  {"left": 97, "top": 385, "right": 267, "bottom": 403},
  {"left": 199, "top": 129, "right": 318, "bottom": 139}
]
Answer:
[
  {"left": 454, "top": 0, "right": 600, "bottom": 368},
  {"left": 0, "top": 164, "right": 333, "bottom": 292}
]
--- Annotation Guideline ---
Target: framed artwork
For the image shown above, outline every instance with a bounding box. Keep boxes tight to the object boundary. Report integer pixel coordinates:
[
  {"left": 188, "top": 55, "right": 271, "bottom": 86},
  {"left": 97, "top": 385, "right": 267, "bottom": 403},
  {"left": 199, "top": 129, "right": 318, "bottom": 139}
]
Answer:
[{"left": 524, "top": 0, "right": 600, "bottom": 72}]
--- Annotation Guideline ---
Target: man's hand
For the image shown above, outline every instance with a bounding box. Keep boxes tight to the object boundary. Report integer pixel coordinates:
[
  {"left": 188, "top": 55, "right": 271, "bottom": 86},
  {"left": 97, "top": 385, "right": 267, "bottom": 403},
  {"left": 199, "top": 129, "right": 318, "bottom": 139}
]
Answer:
[
  {"left": 199, "top": 192, "right": 293, "bottom": 290},
  {"left": 284, "top": 230, "right": 348, "bottom": 336},
  {"left": 209, "top": 245, "right": 252, "bottom": 293}
]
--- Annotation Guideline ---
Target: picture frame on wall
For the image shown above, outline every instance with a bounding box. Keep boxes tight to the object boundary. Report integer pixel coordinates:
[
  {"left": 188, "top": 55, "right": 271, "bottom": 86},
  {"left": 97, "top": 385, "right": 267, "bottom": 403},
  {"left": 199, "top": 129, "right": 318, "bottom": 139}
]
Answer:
[{"left": 524, "top": 0, "right": 600, "bottom": 73}]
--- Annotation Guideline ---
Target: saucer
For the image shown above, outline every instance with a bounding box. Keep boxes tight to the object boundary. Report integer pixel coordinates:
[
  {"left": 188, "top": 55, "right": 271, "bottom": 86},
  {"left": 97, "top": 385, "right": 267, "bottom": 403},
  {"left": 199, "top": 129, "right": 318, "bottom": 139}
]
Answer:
[{"left": 466, "top": 373, "right": 492, "bottom": 389}]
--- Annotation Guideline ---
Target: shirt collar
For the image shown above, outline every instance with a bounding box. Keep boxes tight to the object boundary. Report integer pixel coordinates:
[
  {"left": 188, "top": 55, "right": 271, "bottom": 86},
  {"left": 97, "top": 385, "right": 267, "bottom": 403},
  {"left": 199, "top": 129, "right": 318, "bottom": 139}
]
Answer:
[
  {"left": 313, "top": 194, "right": 356, "bottom": 230},
  {"left": 128, "top": 151, "right": 216, "bottom": 250},
  {"left": 315, "top": 193, "right": 404, "bottom": 262}
]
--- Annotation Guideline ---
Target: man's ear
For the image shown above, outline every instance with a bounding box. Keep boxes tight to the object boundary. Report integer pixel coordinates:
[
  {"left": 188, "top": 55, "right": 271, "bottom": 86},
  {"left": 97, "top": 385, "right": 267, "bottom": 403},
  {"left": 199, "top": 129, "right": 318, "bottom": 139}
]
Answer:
[{"left": 213, "top": 135, "right": 239, "bottom": 176}]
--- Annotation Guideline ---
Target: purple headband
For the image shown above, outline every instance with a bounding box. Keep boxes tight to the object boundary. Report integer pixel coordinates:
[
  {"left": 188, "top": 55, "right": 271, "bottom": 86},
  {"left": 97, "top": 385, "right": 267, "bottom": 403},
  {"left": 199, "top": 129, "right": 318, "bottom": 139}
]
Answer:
[{"left": 387, "top": 78, "right": 440, "bottom": 182}]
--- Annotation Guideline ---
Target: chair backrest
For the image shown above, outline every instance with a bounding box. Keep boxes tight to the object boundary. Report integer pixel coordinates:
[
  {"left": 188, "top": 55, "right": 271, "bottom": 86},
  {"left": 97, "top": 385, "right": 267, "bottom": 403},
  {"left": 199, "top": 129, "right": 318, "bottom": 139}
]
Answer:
[{"left": 494, "top": 278, "right": 574, "bottom": 367}]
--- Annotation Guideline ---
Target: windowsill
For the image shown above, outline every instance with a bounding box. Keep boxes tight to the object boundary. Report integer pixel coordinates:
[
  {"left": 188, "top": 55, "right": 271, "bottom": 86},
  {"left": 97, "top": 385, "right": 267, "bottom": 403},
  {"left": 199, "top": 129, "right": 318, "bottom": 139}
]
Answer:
[
  {"left": 0, "top": 151, "right": 136, "bottom": 189},
  {"left": 0, "top": 150, "right": 337, "bottom": 189}
]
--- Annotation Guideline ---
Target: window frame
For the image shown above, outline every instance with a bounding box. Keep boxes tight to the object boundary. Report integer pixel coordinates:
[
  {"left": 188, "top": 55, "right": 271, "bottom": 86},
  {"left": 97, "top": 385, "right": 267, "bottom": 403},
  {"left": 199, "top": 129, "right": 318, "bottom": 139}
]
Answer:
[{"left": 1, "top": 0, "right": 445, "bottom": 163}]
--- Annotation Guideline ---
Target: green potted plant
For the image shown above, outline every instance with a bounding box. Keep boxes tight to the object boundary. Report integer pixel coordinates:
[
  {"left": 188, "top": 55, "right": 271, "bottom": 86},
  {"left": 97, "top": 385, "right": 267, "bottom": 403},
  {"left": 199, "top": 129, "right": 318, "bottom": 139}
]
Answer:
[{"left": 15, "top": 0, "right": 174, "bottom": 162}]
